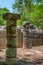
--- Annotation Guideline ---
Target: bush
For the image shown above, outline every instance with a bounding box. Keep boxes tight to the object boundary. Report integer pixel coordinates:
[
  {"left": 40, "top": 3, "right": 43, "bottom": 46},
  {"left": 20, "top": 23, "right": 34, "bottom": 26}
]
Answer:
[{"left": 17, "top": 20, "right": 23, "bottom": 26}]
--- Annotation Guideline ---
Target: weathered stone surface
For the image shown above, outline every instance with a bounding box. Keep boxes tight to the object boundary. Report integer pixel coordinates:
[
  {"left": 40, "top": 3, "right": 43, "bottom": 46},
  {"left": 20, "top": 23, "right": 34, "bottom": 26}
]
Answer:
[
  {"left": 7, "top": 38, "right": 16, "bottom": 48},
  {"left": 0, "top": 30, "right": 6, "bottom": 49},
  {"left": 3, "top": 13, "right": 20, "bottom": 21},
  {"left": 17, "top": 26, "right": 23, "bottom": 48},
  {"left": 6, "top": 58, "right": 17, "bottom": 65},
  {"left": 0, "top": 27, "right": 43, "bottom": 49},
  {"left": 3, "top": 13, "right": 20, "bottom": 65},
  {"left": 23, "top": 21, "right": 31, "bottom": 48},
  {"left": 6, "top": 48, "right": 16, "bottom": 58}
]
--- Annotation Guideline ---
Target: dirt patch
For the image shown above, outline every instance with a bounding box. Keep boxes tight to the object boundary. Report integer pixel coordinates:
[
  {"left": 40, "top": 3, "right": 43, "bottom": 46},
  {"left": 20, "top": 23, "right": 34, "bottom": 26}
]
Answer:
[{"left": 0, "top": 46, "right": 43, "bottom": 65}]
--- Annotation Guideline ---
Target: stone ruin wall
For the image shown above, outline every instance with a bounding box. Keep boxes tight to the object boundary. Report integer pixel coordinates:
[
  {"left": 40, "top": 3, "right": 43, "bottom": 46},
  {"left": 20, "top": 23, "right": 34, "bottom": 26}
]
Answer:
[
  {"left": 0, "top": 29, "right": 6, "bottom": 49},
  {"left": 0, "top": 26, "right": 23, "bottom": 49},
  {"left": 27, "top": 32, "right": 43, "bottom": 46},
  {"left": 0, "top": 26, "right": 43, "bottom": 49}
]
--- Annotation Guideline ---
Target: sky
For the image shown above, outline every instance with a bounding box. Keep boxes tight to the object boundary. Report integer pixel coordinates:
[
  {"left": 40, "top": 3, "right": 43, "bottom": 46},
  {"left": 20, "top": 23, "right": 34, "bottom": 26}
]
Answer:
[{"left": 0, "top": 0, "right": 15, "bottom": 12}]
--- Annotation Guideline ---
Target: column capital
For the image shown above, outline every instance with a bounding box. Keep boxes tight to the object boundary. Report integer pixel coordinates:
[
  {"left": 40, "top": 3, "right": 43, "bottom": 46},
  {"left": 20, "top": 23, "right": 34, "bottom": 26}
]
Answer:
[
  {"left": 3, "top": 13, "right": 20, "bottom": 26},
  {"left": 3, "top": 13, "right": 20, "bottom": 21}
]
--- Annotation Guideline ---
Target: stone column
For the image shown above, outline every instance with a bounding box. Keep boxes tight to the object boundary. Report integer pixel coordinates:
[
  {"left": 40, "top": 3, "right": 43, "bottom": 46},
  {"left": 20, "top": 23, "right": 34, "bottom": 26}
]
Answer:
[
  {"left": 23, "top": 22, "right": 29, "bottom": 48},
  {"left": 3, "top": 13, "right": 20, "bottom": 65},
  {"left": 23, "top": 22, "right": 31, "bottom": 48},
  {"left": 17, "top": 26, "right": 23, "bottom": 48}
]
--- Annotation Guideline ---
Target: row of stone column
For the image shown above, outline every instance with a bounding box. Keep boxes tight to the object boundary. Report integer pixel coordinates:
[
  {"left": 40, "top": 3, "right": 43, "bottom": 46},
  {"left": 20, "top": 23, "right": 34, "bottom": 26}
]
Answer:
[{"left": 3, "top": 13, "right": 43, "bottom": 65}]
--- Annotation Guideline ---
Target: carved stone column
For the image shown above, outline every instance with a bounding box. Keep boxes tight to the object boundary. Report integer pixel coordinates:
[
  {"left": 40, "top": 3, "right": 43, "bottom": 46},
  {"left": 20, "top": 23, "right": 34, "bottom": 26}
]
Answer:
[
  {"left": 3, "top": 13, "right": 20, "bottom": 65},
  {"left": 23, "top": 22, "right": 30, "bottom": 48}
]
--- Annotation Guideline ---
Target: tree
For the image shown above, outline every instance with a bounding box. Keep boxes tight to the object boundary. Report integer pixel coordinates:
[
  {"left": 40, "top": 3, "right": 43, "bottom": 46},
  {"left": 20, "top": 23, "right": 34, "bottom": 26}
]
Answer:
[
  {"left": 29, "top": 2, "right": 43, "bottom": 29},
  {"left": 13, "top": 0, "right": 32, "bottom": 20},
  {"left": 12, "top": 0, "right": 43, "bottom": 29},
  {"left": 0, "top": 8, "right": 9, "bottom": 26}
]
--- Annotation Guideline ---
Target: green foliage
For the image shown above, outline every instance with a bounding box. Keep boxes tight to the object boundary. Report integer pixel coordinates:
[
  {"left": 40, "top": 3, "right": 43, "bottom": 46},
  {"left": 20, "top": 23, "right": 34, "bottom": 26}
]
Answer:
[
  {"left": 0, "top": 20, "right": 6, "bottom": 26},
  {"left": 13, "top": 0, "right": 32, "bottom": 20},
  {"left": 0, "top": 8, "right": 9, "bottom": 26},
  {"left": 12, "top": 0, "right": 43, "bottom": 29},
  {"left": 17, "top": 20, "right": 23, "bottom": 26},
  {"left": 29, "top": 4, "right": 43, "bottom": 29}
]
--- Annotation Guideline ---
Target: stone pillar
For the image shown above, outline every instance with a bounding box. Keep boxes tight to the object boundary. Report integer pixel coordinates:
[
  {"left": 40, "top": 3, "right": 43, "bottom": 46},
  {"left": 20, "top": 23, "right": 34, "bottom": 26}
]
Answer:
[
  {"left": 23, "top": 21, "right": 32, "bottom": 48},
  {"left": 17, "top": 26, "right": 23, "bottom": 48},
  {"left": 3, "top": 13, "right": 20, "bottom": 65},
  {"left": 23, "top": 22, "right": 30, "bottom": 48}
]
